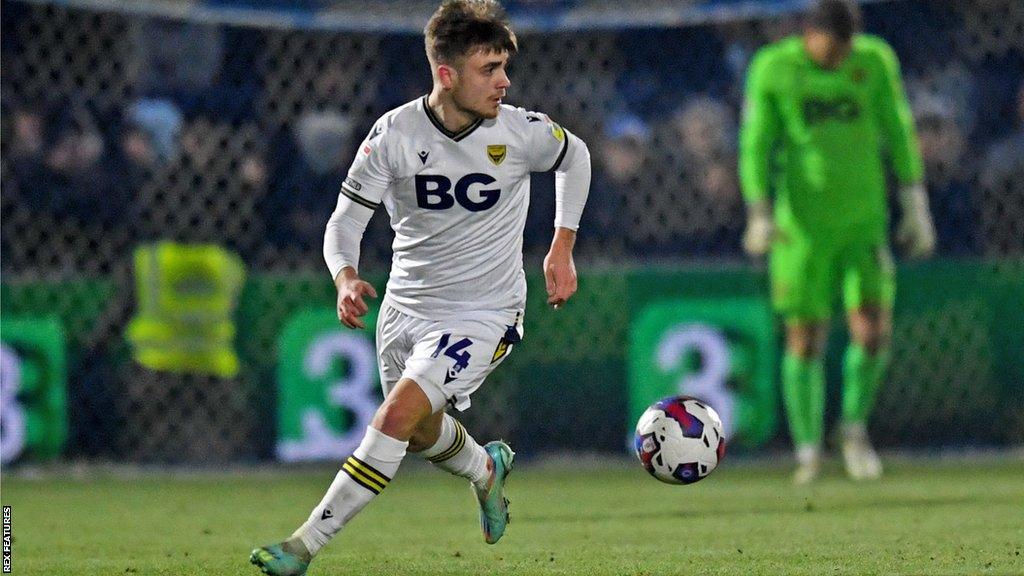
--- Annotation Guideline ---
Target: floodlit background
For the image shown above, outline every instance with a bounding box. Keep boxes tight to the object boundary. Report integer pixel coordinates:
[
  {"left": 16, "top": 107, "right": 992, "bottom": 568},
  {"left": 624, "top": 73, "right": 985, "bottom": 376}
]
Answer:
[
  {"left": 2, "top": 2, "right": 1023, "bottom": 575},
  {"left": 1, "top": 0, "right": 1021, "bottom": 472}
]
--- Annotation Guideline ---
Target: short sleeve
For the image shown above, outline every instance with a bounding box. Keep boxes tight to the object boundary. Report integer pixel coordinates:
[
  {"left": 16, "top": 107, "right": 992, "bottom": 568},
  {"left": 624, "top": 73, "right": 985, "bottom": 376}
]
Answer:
[
  {"left": 520, "top": 109, "right": 570, "bottom": 172},
  {"left": 342, "top": 119, "right": 394, "bottom": 209}
]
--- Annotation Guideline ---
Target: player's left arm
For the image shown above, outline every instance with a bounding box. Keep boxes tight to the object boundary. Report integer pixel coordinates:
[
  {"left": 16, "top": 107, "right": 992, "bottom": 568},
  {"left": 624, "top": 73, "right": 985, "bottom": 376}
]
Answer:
[
  {"left": 523, "top": 112, "right": 591, "bottom": 308},
  {"left": 872, "top": 38, "right": 936, "bottom": 258}
]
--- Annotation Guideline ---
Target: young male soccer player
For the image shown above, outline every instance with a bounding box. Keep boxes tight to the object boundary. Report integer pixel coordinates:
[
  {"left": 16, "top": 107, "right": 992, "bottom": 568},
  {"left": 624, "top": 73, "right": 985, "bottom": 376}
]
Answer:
[
  {"left": 738, "top": 0, "right": 936, "bottom": 484},
  {"left": 250, "top": 1, "right": 591, "bottom": 573}
]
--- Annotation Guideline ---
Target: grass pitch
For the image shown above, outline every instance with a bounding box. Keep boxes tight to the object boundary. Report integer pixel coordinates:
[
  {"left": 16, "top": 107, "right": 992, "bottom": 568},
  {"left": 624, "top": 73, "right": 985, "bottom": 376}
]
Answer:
[{"left": 3, "top": 456, "right": 1022, "bottom": 575}]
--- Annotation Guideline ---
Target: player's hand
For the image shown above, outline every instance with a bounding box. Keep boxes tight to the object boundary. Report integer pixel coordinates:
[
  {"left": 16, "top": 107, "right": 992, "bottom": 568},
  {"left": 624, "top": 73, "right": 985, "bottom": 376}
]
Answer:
[
  {"left": 334, "top": 267, "right": 378, "bottom": 329},
  {"left": 895, "top": 183, "right": 937, "bottom": 259},
  {"left": 742, "top": 200, "right": 775, "bottom": 256},
  {"left": 544, "top": 228, "right": 578, "bottom": 309}
]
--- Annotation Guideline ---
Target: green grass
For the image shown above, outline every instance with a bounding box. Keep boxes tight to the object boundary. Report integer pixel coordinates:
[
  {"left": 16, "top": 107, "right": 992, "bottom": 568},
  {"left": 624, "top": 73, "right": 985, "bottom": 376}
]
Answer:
[{"left": 2, "top": 457, "right": 1023, "bottom": 575}]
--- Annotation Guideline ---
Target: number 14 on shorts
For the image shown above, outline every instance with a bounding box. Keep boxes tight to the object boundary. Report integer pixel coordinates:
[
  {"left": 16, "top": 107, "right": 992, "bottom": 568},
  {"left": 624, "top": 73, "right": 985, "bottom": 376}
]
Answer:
[{"left": 431, "top": 334, "right": 473, "bottom": 380}]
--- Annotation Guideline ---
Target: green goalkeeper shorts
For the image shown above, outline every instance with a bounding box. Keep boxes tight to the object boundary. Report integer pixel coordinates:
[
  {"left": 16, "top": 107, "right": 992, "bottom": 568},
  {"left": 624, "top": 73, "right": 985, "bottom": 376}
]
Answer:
[{"left": 769, "top": 231, "right": 895, "bottom": 322}]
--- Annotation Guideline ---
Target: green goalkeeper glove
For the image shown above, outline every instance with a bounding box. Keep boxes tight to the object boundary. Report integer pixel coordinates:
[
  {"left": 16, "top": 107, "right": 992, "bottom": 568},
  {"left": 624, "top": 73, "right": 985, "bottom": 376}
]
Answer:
[{"left": 895, "top": 182, "right": 937, "bottom": 259}]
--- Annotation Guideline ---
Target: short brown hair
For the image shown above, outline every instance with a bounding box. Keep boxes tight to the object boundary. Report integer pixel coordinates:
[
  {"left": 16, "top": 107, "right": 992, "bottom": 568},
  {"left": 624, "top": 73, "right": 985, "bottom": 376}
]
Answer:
[
  {"left": 806, "top": 0, "right": 862, "bottom": 42},
  {"left": 424, "top": 0, "right": 518, "bottom": 66}
]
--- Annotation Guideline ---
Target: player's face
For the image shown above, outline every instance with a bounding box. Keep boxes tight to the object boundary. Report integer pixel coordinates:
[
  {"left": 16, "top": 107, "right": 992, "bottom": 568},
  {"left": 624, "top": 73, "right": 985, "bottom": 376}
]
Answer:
[
  {"left": 804, "top": 29, "right": 851, "bottom": 69},
  {"left": 450, "top": 48, "right": 511, "bottom": 120}
]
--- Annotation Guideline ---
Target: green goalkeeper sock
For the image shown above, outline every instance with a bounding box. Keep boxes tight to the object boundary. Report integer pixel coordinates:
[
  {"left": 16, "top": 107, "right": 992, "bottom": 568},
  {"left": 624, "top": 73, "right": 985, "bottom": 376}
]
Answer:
[
  {"left": 781, "top": 353, "right": 825, "bottom": 446},
  {"left": 842, "top": 343, "right": 890, "bottom": 424}
]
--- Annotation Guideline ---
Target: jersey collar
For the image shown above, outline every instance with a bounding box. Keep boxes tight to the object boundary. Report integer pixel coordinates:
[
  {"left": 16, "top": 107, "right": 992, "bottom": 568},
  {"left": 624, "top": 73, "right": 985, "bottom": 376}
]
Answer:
[{"left": 422, "top": 96, "right": 483, "bottom": 142}]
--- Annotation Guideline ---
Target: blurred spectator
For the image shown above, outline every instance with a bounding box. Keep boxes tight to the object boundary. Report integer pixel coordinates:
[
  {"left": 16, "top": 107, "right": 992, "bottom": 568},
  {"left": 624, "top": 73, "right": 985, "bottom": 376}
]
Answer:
[
  {"left": 236, "top": 148, "right": 271, "bottom": 259},
  {"left": 133, "top": 18, "right": 223, "bottom": 99},
  {"left": 131, "top": 17, "right": 257, "bottom": 121},
  {"left": 7, "top": 103, "right": 51, "bottom": 198},
  {"left": 126, "top": 99, "right": 183, "bottom": 161},
  {"left": 118, "top": 122, "right": 159, "bottom": 173},
  {"left": 263, "top": 111, "right": 353, "bottom": 251},
  {"left": 240, "top": 152, "right": 269, "bottom": 191},
  {"left": 45, "top": 107, "right": 123, "bottom": 223},
  {"left": 109, "top": 119, "right": 160, "bottom": 217},
  {"left": 673, "top": 95, "right": 741, "bottom": 205},
  {"left": 908, "top": 63, "right": 978, "bottom": 137},
  {"left": 670, "top": 95, "right": 743, "bottom": 253},
  {"left": 585, "top": 112, "right": 650, "bottom": 244},
  {"left": 603, "top": 113, "right": 650, "bottom": 178},
  {"left": 295, "top": 112, "right": 351, "bottom": 175},
  {"left": 913, "top": 95, "right": 977, "bottom": 254},
  {"left": 979, "top": 81, "right": 1024, "bottom": 256},
  {"left": 10, "top": 103, "right": 47, "bottom": 160},
  {"left": 10, "top": 102, "right": 127, "bottom": 226},
  {"left": 130, "top": 117, "right": 268, "bottom": 258},
  {"left": 716, "top": 17, "right": 800, "bottom": 106}
]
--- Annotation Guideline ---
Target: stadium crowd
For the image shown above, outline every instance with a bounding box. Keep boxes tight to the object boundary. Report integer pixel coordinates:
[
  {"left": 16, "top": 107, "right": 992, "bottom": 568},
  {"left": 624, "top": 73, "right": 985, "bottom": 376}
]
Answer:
[{"left": 2, "top": 0, "right": 1021, "bottom": 277}]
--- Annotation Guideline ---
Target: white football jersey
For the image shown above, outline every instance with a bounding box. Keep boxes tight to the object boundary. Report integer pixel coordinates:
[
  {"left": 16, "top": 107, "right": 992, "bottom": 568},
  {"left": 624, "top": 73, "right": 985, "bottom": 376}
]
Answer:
[{"left": 342, "top": 96, "right": 570, "bottom": 320}]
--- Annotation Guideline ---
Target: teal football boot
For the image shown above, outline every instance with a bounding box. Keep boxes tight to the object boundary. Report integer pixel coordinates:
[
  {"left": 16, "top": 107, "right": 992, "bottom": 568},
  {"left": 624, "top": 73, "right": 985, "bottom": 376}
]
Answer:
[
  {"left": 249, "top": 540, "right": 310, "bottom": 576},
  {"left": 475, "top": 440, "right": 515, "bottom": 544}
]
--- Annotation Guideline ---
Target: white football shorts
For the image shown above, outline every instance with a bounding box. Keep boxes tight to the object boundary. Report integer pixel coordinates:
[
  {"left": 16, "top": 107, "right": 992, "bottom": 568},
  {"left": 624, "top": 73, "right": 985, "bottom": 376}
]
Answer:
[{"left": 375, "top": 300, "right": 524, "bottom": 412}]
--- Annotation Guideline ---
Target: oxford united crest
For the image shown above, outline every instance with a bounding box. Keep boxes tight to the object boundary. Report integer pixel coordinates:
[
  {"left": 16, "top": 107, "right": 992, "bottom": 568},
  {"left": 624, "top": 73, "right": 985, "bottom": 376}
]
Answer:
[{"left": 487, "top": 144, "right": 507, "bottom": 166}]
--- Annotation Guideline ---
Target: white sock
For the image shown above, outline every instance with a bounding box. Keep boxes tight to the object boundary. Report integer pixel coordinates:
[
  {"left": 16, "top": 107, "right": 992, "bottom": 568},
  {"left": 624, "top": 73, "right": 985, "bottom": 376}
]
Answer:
[
  {"left": 796, "top": 443, "right": 821, "bottom": 465},
  {"left": 841, "top": 421, "right": 868, "bottom": 441},
  {"left": 417, "top": 414, "right": 491, "bottom": 488},
  {"left": 292, "top": 426, "right": 408, "bottom": 557}
]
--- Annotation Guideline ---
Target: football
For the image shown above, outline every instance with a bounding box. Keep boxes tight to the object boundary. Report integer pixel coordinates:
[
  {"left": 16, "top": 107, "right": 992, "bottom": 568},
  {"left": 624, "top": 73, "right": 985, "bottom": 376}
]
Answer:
[{"left": 634, "top": 396, "right": 725, "bottom": 485}]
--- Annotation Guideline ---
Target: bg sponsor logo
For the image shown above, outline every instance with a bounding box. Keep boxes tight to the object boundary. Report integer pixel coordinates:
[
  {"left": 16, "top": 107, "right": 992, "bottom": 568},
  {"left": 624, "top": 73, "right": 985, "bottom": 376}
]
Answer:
[
  {"left": 415, "top": 173, "right": 501, "bottom": 212},
  {"left": 802, "top": 96, "right": 861, "bottom": 124}
]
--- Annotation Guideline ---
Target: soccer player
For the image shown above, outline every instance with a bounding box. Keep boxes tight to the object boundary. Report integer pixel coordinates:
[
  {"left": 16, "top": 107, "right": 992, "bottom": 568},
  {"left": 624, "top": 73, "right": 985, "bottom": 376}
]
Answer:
[
  {"left": 250, "top": 1, "right": 591, "bottom": 574},
  {"left": 738, "top": 0, "right": 935, "bottom": 484}
]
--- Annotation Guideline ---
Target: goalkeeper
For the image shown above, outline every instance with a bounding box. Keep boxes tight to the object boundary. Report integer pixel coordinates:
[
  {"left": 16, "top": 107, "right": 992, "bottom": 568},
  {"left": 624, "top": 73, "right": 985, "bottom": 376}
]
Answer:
[{"left": 738, "top": 0, "right": 936, "bottom": 483}]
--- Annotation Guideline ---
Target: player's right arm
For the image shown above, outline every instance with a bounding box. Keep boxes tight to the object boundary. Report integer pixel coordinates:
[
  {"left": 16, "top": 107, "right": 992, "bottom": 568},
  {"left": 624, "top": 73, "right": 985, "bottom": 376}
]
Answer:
[
  {"left": 323, "top": 119, "right": 393, "bottom": 328},
  {"left": 738, "top": 48, "right": 782, "bottom": 256}
]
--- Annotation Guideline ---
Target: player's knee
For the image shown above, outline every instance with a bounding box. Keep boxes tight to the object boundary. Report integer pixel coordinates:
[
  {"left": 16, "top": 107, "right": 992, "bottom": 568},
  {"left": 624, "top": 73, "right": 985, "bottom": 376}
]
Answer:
[
  {"left": 407, "top": 414, "right": 444, "bottom": 452},
  {"left": 786, "top": 325, "right": 826, "bottom": 359},
  {"left": 786, "top": 339, "right": 821, "bottom": 359},
  {"left": 850, "top": 311, "right": 891, "bottom": 355},
  {"left": 371, "top": 378, "right": 435, "bottom": 440},
  {"left": 407, "top": 429, "right": 437, "bottom": 453},
  {"left": 407, "top": 435, "right": 431, "bottom": 453},
  {"left": 855, "top": 327, "right": 890, "bottom": 355},
  {"left": 372, "top": 398, "right": 428, "bottom": 441}
]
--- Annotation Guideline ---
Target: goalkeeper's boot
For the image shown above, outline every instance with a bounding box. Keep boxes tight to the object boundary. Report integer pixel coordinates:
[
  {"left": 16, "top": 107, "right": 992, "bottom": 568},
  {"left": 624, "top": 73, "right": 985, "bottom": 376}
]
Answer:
[
  {"left": 792, "top": 444, "right": 821, "bottom": 486},
  {"left": 475, "top": 440, "right": 515, "bottom": 544},
  {"left": 250, "top": 538, "right": 310, "bottom": 576},
  {"left": 841, "top": 423, "right": 882, "bottom": 481}
]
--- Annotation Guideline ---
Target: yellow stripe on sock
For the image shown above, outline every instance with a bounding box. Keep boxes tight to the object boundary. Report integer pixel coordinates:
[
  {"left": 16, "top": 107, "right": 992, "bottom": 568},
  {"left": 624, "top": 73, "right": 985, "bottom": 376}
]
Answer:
[
  {"left": 346, "top": 456, "right": 390, "bottom": 487},
  {"left": 427, "top": 422, "right": 466, "bottom": 463},
  {"left": 341, "top": 463, "right": 383, "bottom": 494},
  {"left": 342, "top": 461, "right": 386, "bottom": 493}
]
